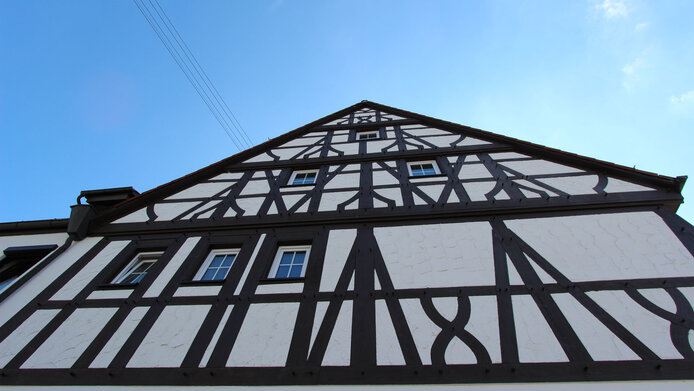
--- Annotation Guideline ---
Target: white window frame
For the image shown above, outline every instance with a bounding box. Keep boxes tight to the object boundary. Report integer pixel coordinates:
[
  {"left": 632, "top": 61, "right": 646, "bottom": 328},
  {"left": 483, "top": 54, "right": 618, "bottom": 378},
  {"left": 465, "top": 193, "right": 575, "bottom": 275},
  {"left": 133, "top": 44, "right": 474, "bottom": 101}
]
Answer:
[
  {"left": 357, "top": 131, "right": 379, "bottom": 140},
  {"left": 267, "top": 245, "right": 311, "bottom": 279},
  {"left": 407, "top": 160, "right": 441, "bottom": 177},
  {"left": 112, "top": 252, "right": 163, "bottom": 285},
  {"left": 289, "top": 169, "right": 319, "bottom": 186},
  {"left": 193, "top": 249, "right": 240, "bottom": 281}
]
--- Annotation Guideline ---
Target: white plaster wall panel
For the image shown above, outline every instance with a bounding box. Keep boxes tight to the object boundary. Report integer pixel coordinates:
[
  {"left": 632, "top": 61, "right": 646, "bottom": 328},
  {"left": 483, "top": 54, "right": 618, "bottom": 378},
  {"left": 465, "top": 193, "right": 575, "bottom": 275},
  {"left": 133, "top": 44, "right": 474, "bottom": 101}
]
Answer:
[
  {"left": 527, "top": 257, "right": 555, "bottom": 284},
  {"left": 375, "top": 299, "right": 406, "bottom": 365},
  {"left": 144, "top": 237, "right": 202, "bottom": 298},
  {"left": 367, "top": 140, "right": 394, "bottom": 154},
  {"left": 89, "top": 306, "right": 149, "bottom": 368},
  {"left": 199, "top": 305, "right": 233, "bottom": 367},
  {"left": 0, "top": 232, "right": 67, "bottom": 251},
  {"left": 458, "top": 137, "right": 492, "bottom": 146},
  {"left": 332, "top": 134, "right": 349, "bottom": 143},
  {"left": 318, "top": 191, "right": 358, "bottom": 212},
  {"left": 605, "top": 178, "right": 655, "bottom": 193},
  {"left": 494, "top": 190, "right": 510, "bottom": 201},
  {"left": 49, "top": 240, "right": 130, "bottom": 301},
  {"left": 282, "top": 194, "right": 310, "bottom": 213},
  {"left": 374, "top": 222, "right": 494, "bottom": 289},
  {"left": 227, "top": 302, "right": 300, "bottom": 367},
  {"left": 678, "top": 287, "right": 694, "bottom": 311},
  {"left": 552, "top": 293, "right": 639, "bottom": 361},
  {"left": 458, "top": 163, "right": 494, "bottom": 180},
  {"left": 239, "top": 178, "right": 270, "bottom": 196},
  {"left": 374, "top": 198, "right": 388, "bottom": 208},
  {"left": 404, "top": 126, "right": 452, "bottom": 137},
  {"left": 333, "top": 130, "right": 349, "bottom": 136},
  {"left": 234, "top": 234, "right": 266, "bottom": 296},
  {"left": 536, "top": 175, "right": 599, "bottom": 195},
  {"left": 432, "top": 297, "right": 458, "bottom": 321},
  {"left": 267, "top": 201, "right": 279, "bottom": 215},
  {"left": 375, "top": 188, "right": 404, "bottom": 207},
  {"left": 324, "top": 173, "right": 361, "bottom": 190},
  {"left": 467, "top": 295, "right": 502, "bottom": 363},
  {"left": 309, "top": 301, "right": 330, "bottom": 354},
  {"left": 269, "top": 147, "right": 307, "bottom": 160},
  {"left": 410, "top": 176, "right": 443, "bottom": 184},
  {"left": 255, "top": 283, "right": 304, "bottom": 294},
  {"left": 372, "top": 170, "right": 400, "bottom": 186},
  {"left": 520, "top": 188, "right": 543, "bottom": 199},
  {"left": 466, "top": 154, "right": 481, "bottom": 162},
  {"left": 588, "top": 290, "right": 682, "bottom": 359},
  {"left": 447, "top": 156, "right": 458, "bottom": 164},
  {"left": 413, "top": 192, "right": 428, "bottom": 206},
  {"left": 128, "top": 305, "right": 211, "bottom": 368},
  {"left": 166, "top": 182, "right": 232, "bottom": 200},
  {"left": 507, "top": 255, "right": 524, "bottom": 285},
  {"left": 0, "top": 237, "right": 100, "bottom": 328},
  {"left": 505, "top": 212, "right": 694, "bottom": 282},
  {"left": 181, "top": 200, "right": 221, "bottom": 220},
  {"left": 501, "top": 160, "right": 583, "bottom": 176},
  {"left": 331, "top": 142, "right": 360, "bottom": 156},
  {"left": 462, "top": 181, "right": 496, "bottom": 202},
  {"left": 512, "top": 295, "right": 568, "bottom": 363},
  {"left": 324, "top": 116, "right": 350, "bottom": 125},
  {"left": 23, "top": 307, "right": 117, "bottom": 369},
  {"left": 278, "top": 136, "right": 321, "bottom": 148},
  {"left": 244, "top": 152, "right": 275, "bottom": 163},
  {"left": 445, "top": 338, "right": 477, "bottom": 364},
  {"left": 320, "top": 229, "right": 357, "bottom": 292},
  {"left": 154, "top": 202, "right": 200, "bottom": 221},
  {"left": 322, "top": 300, "right": 352, "bottom": 366},
  {"left": 173, "top": 285, "right": 222, "bottom": 297},
  {"left": 87, "top": 289, "right": 133, "bottom": 300},
  {"left": 231, "top": 197, "right": 264, "bottom": 216},
  {"left": 113, "top": 207, "right": 149, "bottom": 223},
  {"left": 513, "top": 179, "right": 559, "bottom": 197},
  {"left": 419, "top": 184, "right": 445, "bottom": 203},
  {"left": 210, "top": 172, "right": 243, "bottom": 181},
  {"left": 400, "top": 298, "right": 439, "bottom": 365},
  {"left": 422, "top": 135, "right": 463, "bottom": 148},
  {"left": 638, "top": 288, "right": 677, "bottom": 314},
  {"left": 0, "top": 309, "right": 60, "bottom": 368},
  {"left": 489, "top": 152, "right": 530, "bottom": 160}
]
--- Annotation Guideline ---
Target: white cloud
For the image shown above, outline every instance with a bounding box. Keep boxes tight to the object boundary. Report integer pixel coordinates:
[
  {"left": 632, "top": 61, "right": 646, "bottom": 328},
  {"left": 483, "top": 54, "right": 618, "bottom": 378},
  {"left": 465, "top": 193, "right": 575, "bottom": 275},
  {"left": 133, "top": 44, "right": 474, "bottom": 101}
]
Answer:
[
  {"left": 621, "top": 58, "right": 645, "bottom": 75},
  {"left": 596, "top": 0, "right": 629, "bottom": 18},
  {"left": 670, "top": 91, "right": 694, "bottom": 104},
  {"left": 635, "top": 22, "right": 649, "bottom": 31}
]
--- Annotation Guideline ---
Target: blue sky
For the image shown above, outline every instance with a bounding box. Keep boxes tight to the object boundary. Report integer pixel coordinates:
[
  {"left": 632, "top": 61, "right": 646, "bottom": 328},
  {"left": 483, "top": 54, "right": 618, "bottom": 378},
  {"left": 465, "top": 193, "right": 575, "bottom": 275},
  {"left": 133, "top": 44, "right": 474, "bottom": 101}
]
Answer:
[{"left": 1, "top": 0, "right": 693, "bottom": 222}]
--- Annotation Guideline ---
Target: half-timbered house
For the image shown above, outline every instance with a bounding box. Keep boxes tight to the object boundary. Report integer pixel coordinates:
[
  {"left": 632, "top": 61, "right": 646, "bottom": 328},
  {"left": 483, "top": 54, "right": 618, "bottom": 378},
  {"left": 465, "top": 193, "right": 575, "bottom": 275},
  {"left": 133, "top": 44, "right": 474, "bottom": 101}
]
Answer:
[{"left": 1, "top": 101, "right": 693, "bottom": 389}]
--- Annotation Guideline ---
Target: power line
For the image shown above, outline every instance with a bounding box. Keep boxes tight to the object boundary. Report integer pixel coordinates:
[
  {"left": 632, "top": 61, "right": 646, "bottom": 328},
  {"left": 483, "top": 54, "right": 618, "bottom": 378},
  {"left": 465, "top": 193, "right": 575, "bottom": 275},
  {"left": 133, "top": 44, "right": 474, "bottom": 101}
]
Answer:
[{"left": 132, "top": 0, "right": 252, "bottom": 150}]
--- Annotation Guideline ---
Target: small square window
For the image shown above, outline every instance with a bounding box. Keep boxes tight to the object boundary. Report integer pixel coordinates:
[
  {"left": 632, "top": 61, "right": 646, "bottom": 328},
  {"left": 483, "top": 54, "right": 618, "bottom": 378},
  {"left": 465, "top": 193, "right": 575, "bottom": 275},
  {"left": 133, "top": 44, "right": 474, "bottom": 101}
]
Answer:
[
  {"left": 357, "top": 131, "right": 379, "bottom": 140},
  {"left": 194, "top": 250, "right": 238, "bottom": 281},
  {"left": 112, "top": 252, "right": 162, "bottom": 285},
  {"left": 267, "top": 246, "right": 311, "bottom": 279},
  {"left": 289, "top": 169, "right": 318, "bottom": 186},
  {"left": 408, "top": 161, "right": 440, "bottom": 177}
]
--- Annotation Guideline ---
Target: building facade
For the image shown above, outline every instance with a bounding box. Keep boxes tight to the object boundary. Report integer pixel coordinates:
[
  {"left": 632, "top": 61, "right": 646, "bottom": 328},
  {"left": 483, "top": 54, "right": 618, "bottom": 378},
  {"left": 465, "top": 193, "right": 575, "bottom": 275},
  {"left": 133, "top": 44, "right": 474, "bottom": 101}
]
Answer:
[{"left": 1, "top": 101, "right": 693, "bottom": 388}]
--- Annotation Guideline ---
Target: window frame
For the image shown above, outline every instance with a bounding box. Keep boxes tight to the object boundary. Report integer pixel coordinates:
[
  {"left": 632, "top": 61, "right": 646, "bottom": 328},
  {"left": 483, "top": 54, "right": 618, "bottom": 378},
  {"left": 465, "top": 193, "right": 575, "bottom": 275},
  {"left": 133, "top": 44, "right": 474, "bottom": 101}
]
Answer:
[
  {"left": 356, "top": 131, "right": 380, "bottom": 140},
  {"left": 288, "top": 169, "right": 319, "bottom": 186},
  {"left": 193, "top": 249, "right": 240, "bottom": 282},
  {"left": 111, "top": 251, "right": 163, "bottom": 285},
  {"left": 407, "top": 160, "right": 441, "bottom": 177},
  {"left": 267, "top": 245, "right": 311, "bottom": 280}
]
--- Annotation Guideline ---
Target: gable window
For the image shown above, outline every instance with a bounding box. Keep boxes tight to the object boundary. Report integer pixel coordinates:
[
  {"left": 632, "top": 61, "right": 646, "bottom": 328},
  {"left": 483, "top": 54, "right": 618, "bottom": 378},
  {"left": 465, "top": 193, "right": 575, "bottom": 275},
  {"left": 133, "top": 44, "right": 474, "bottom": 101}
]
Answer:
[
  {"left": 0, "top": 245, "right": 57, "bottom": 292},
  {"left": 112, "top": 252, "right": 162, "bottom": 285},
  {"left": 357, "top": 131, "right": 379, "bottom": 140},
  {"left": 194, "top": 250, "right": 238, "bottom": 281},
  {"left": 267, "top": 246, "right": 311, "bottom": 279},
  {"left": 289, "top": 169, "right": 318, "bottom": 186},
  {"left": 408, "top": 161, "right": 440, "bottom": 177}
]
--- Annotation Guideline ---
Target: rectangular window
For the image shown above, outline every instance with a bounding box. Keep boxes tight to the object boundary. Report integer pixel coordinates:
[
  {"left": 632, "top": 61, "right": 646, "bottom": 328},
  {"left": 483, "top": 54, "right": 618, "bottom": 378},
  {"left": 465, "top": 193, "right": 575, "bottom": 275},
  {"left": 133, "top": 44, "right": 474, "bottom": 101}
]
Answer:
[
  {"left": 267, "top": 246, "right": 311, "bottom": 279},
  {"left": 112, "top": 252, "right": 162, "bottom": 285},
  {"left": 408, "top": 160, "right": 440, "bottom": 177},
  {"left": 357, "top": 131, "right": 379, "bottom": 140},
  {"left": 194, "top": 250, "right": 238, "bottom": 281},
  {"left": 289, "top": 169, "right": 318, "bottom": 185},
  {"left": 0, "top": 245, "right": 57, "bottom": 292}
]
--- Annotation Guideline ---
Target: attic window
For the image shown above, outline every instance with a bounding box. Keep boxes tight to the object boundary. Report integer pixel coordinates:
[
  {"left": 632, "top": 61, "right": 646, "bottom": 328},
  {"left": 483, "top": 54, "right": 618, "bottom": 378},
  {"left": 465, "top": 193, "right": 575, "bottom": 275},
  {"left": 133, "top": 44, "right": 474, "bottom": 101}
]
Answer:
[
  {"left": 0, "top": 245, "right": 57, "bottom": 292},
  {"left": 357, "top": 131, "right": 379, "bottom": 140},
  {"left": 194, "top": 250, "right": 238, "bottom": 281},
  {"left": 267, "top": 246, "right": 311, "bottom": 279},
  {"left": 408, "top": 161, "right": 440, "bottom": 177},
  {"left": 289, "top": 169, "right": 318, "bottom": 186},
  {"left": 112, "top": 252, "right": 162, "bottom": 285}
]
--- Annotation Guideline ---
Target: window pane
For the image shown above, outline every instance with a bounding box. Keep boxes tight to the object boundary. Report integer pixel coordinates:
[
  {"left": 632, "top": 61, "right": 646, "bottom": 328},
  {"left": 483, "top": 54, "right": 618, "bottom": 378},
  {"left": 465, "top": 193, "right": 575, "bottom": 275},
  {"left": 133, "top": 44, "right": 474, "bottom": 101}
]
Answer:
[
  {"left": 292, "top": 251, "right": 306, "bottom": 265},
  {"left": 201, "top": 268, "right": 217, "bottom": 281},
  {"left": 221, "top": 254, "right": 236, "bottom": 267},
  {"left": 276, "top": 265, "right": 290, "bottom": 278},
  {"left": 210, "top": 255, "right": 225, "bottom": 268},
  {"left": 280, "top": 252, "right": 294, "bottom": 265},
  {"left": 288, "top": 265, "right": 303, "bottom": 278},
  {"left": 213, "top": 266, "right": 230, "bottom": 280}
]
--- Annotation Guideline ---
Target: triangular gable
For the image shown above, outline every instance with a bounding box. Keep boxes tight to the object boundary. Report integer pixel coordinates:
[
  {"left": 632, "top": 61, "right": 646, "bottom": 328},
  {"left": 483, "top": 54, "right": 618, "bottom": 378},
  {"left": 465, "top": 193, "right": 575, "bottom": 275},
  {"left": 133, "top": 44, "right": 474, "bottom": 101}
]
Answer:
[{"left": 93, "top": 101, "right": 685, "bottom": 231}]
